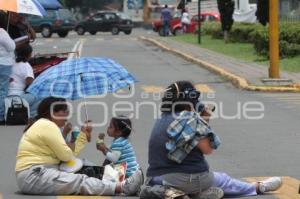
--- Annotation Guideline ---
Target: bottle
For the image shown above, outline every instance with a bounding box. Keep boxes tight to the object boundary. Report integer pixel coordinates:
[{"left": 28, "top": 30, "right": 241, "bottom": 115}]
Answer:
[{"left": 71, "top": 126, "right": 80, "bottom": 142}]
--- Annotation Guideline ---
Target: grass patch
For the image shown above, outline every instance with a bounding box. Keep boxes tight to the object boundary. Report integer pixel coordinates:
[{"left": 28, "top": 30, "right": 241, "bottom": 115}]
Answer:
[{"left": 172, "top": 34, "right": 300, "bottom": 72}]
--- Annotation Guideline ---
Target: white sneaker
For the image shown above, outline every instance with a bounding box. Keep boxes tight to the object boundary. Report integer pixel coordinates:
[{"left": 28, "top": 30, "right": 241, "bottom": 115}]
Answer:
[{"left": 258, "top": 177, "right": 282, "bottom": 193}]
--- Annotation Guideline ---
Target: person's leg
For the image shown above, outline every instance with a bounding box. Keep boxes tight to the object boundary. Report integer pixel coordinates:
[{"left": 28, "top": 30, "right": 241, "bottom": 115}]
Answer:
[
  {"left": 16, "top": 165, "right": 117, "bottom": 195},
  {"left": 20, "top": 93, "right": 41, "bottom": 118},
  {"left": 161, "top": 172, "right": 213, "bottom": 195},
  {"left": 212, "top": 172, "right": 257, "bottom": 197},
  {"left": 163, "top": 20, "right": 168, "bottom": 36},
  {"left": 16, "top": 165, "right": 143, "bottom": 196},
  {"left": 0, "top": 65, "right": 12, "bottom": 121}
]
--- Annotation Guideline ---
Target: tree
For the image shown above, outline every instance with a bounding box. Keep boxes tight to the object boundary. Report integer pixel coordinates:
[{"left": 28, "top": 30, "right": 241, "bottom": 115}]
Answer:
[
  {"left": 256, "top": 0, "right": 269, "bottom": 26},
  {"left": 217, "top": 0, "right": 235, "bottom": 42},
  {"left": 62, "top": 0, "right": 110, "bottom": 10}
]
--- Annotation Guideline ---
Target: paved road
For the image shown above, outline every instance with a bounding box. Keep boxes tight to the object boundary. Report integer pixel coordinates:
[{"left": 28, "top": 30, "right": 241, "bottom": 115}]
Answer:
[{"left": 0, "top": 29, "right": 299, "bottom": 199}]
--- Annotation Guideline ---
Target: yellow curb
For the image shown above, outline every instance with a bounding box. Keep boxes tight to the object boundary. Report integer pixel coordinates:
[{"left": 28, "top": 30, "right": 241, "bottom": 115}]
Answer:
[{"left": 140, "top": 36, "right": 300, "bottom": 93}]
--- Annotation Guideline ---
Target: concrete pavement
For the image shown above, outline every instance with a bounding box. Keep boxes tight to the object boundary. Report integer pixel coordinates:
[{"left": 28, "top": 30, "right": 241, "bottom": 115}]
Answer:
[
  {"left": 0, "top": 29, "right": 299, "bottom": 198},
  {"left": 140, "top": 35, "right": 300, "bottom": 92}
]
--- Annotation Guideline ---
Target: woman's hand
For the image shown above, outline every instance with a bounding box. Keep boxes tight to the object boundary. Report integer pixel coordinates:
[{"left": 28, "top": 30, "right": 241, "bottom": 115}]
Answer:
[
  {"left": 81, "top": 121, "right": 92, "bottom": 142},
  {"left": 62, "top": 122, "right": 72, "bottom": 138},
  {"left": 197, "top": 137, "right": 214, "bottom": 155}
]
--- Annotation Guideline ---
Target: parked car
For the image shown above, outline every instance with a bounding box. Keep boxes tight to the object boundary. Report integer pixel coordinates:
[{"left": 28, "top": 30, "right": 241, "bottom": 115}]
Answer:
[
  {"left": 27, "top": 9, "right": 76, "bottom": 38},
  {"left": 75, "top": 11, "right": 133, "bottom": 35},
  {"left": 152, "top": 12, "right": 220, "bottom": 36}
]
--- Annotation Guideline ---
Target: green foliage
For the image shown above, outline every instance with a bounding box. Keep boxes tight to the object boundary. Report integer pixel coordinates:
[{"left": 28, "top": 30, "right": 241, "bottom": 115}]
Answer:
[
  {"left": 217, "top": 0, "right": 235, "bottom": 31},
  {"left": 62, "top": 0, "right": 112, "bottom": 10},
  {"left": 202, "top": 22, "right": 300, "bottom": 58}
]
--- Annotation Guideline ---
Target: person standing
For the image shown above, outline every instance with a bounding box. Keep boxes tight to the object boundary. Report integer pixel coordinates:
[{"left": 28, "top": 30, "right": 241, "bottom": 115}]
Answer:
[
  {"left": 161, "top": 5, "right": 172, "bottom": 36},
  {"left": 0, "top": 18, "right": 16, "bottom": 124},
  {"left": 181, "top": 8, "right": 191, "bottom": 33}
]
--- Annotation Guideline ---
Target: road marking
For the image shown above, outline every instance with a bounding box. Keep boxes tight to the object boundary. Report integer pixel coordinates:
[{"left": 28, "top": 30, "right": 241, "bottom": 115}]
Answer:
[
  {"left": 245, "top": 176, "right": 300, "bottom": 199},
  {"left": 194, "top": 84, "right": 214, "bottom": 93},
  {"left": 58, "top": 196, "right": 111, "bottom": 199},
  {"left": 140, "top": 84, "right": 214, "bottom": 94},
  {"left": 140, "top": 85, "right": 164, "bottom": 93},
  {"left": 45, "top": 38, "right": 54, "bottom": 42},
  {"left": 96, "top": 38, "right": 104, "bottom": 41},
  {"left": 68, "top": 40, "right": 81, "bottom": 59},
  {"left": 77, "top": 39, "right": 85, "bottom": 58},
  {"left": 68, "top": 39, "right": 85, "bottom": 59}
]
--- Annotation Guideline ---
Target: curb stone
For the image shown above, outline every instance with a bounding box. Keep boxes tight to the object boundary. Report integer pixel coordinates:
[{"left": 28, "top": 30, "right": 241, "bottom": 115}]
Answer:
[{"left": 140, "top": 36, "right": 300, "bottom": 93}]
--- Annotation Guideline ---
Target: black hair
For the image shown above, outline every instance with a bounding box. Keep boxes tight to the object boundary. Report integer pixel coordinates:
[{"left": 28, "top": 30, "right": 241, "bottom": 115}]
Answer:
[
  {"left": 24, "top": 97, "right": 68, "bottom": 132},
  {"left": 0, "top": 11, "right": 8, "bottom": 29},
  {"left": 160, "top": 81, "right": 200, "bottom": 113},
  {"left": 164, "top": 4, "right": 168, "bottom": 8},
  {"left": 16, "top": 44, "right": 33, "bottom": 63},
  {"left": 111, "top": 115, "right": 132, "bottom": 138}
]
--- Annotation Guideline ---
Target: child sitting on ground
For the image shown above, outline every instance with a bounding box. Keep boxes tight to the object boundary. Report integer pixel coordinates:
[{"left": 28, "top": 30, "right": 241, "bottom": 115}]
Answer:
[{"left": 96, "top": 116, "right": 139, "bottom": 178}]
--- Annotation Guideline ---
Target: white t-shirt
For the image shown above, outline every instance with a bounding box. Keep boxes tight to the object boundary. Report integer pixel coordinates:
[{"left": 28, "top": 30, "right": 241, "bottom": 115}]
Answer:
[
  {"left": 181, "top": 12, "right": 191, "bottom": 24},
  {"left": 8, "top": 62, "right": 34, "bottom": 96},
  {"left": 0, "top": 28, "right": 16, "bottom": 66}
]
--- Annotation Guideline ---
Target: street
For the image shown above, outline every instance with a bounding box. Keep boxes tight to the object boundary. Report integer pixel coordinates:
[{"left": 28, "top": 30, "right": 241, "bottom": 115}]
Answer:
[{"left": 0, "top": 29, "right": 300, "bottom": 199}]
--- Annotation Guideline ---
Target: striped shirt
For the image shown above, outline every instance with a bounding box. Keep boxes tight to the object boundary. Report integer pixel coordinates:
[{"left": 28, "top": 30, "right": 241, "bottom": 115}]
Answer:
[{"left": 110, "top": 137, "right": 139, "bottom": 177}]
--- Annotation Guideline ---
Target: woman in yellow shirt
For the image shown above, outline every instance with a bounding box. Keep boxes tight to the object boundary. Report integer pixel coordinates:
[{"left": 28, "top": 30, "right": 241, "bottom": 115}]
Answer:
[{"left": 15, "top": 97, "right": 143, "bottom": 196}]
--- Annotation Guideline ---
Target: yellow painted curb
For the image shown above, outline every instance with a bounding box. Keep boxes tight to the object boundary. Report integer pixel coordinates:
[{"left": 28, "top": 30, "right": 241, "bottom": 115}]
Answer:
[{"left": 140, "top": 37, "right": 300, "bottom": 93}]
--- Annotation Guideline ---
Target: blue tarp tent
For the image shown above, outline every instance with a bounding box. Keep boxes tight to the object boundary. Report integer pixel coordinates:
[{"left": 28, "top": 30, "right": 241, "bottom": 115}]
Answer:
[{"left": 37, "top": 0, "right": 62, "bottom": 10}]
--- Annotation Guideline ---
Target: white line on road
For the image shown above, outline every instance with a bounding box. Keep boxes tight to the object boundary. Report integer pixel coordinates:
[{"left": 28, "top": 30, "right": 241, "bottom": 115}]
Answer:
[
  {"left": 77, "top": 39, "right": 85, "bottom": 58},
  {"left": 68, "top": 39, "right": 86, "bottom": 59}
]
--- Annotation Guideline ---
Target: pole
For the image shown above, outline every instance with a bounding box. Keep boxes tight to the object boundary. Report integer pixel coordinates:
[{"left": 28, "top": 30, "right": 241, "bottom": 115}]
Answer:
[
  {"left": 198, "top": 0, "right": 201, "bottom": 44},
  {"left": 269, "top": 0, "right": 280, "bottom": 78}
]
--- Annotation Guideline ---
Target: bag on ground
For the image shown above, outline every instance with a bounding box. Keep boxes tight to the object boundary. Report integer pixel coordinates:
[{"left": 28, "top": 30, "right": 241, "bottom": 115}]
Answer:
[{"left": 4, "top": 96, "right": 29, "bottom": 125}]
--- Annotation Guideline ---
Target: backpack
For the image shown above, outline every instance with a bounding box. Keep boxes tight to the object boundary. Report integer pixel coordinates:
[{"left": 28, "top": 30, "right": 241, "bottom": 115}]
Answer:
[{"left": 4, "top": 96, "right": 30, "bottom": 125}]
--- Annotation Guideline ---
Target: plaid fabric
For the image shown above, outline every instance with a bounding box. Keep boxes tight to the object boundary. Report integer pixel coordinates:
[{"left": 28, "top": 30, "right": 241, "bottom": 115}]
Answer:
[
  {"left": 166, "top": 111, "right": 221, "bottom": 164},
  {"left": 27, "top": 57, "right": 137, "bottom": 100}
]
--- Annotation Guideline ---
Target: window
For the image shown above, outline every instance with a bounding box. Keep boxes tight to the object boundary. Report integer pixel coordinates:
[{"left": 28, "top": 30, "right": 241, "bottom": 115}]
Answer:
[
  {"left": 93, "top": 14, "right": 104, "bottom": 21},
  {"left": 104, "top": 13, "right": 116, "bottom": 20}
]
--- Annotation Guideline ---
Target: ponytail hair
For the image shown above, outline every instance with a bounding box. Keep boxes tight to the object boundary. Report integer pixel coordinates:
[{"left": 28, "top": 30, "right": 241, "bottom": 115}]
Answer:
[
  {"left": 111, "top": 116, "right": 132, "bottom": 138},
  {"left": 24, "top": 97, "right": 68, "bottom": 132}
]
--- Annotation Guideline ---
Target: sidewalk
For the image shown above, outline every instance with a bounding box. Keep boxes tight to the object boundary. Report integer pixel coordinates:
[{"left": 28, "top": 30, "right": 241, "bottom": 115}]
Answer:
[{"left": 140, "top": 35, "right": 300, "bottom": 92}]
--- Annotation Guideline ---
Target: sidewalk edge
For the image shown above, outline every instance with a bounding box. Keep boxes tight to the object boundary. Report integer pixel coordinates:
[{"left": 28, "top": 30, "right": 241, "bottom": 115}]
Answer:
[{"left": 140, "top": 36, "right": 300, "bottom": 93}]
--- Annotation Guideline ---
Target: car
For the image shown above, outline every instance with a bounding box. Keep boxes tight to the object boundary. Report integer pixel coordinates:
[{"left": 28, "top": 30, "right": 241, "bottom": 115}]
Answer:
[
  {"left": 75, "top": 11, "right": 133, "bottom": 35},
  {"left": 152, "top": 12, "right": 220, "bottom": 36},
  {"left": 27, "top": 9, "right": 76, "bottom": 38}
]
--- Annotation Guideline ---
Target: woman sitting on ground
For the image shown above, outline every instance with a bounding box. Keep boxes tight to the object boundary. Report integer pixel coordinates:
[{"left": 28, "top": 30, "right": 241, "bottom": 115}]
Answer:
[
  {"left": 15, "top": 97, "right": 143, "bottom": 196},
  {"left": 141, "top": 81, "right": 282, "bottom": 199}
]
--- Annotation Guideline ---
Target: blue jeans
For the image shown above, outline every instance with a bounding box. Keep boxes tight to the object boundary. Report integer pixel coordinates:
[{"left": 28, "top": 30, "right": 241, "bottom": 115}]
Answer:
[
  {"left": 0, "top": 65, "right": 12, "bottom": 121},
  {"left": 163, "top": 20, "right": 170, "bottom": 36},
  {"left": 20, "top": 93, "right": 41, "bottom": 118}
]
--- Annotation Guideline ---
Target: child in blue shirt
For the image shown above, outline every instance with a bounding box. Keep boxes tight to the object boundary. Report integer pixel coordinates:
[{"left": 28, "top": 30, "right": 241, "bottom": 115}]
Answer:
[{"left": 96, "top": 116, "right": 139, "bottom": 177}]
